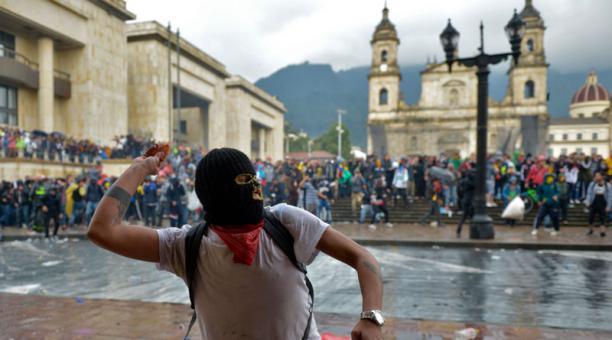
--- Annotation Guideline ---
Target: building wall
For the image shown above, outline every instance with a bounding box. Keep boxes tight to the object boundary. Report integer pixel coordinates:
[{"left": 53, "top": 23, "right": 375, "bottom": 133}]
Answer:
[
  {"left": 548, "top": 124, "right": 609, "bottom": 156},
  {"left": 127, "top": 40, "right": 171, "bottom": 140},
  {"left": 3, "top": 0, "right": 131, "bottom": 144},
  {"left": 225, "top": 80, "right": 284, "bottom": 160}
]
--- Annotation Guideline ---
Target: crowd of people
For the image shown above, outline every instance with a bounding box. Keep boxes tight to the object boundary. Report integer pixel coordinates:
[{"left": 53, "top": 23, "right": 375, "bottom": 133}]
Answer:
[
  {"left": 0, "top": 126, "right": 166, "bottom": 162},
  {"left": 1, "top": 127, "right": 611, "bottom": 239}
]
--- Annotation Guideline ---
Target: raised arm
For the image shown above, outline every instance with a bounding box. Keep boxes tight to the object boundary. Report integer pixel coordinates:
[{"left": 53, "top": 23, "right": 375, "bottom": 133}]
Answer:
[
  {"left": 87, "top": 154, "right": 163, "bottom": 263},
  {"left": 317, "top": 228, "right": 383, "bottom": 340}
]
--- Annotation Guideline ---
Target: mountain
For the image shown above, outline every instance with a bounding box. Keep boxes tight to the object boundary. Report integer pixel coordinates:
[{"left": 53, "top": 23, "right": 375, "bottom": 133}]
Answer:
[{"left": 256, "top": 62, "right": 612, "bottom": 148}]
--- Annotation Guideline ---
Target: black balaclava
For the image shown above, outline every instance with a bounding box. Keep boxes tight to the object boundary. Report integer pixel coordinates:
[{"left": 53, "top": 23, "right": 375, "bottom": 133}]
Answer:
[{"left": 195, "top": 148, "right": 263, "bottom": 226}]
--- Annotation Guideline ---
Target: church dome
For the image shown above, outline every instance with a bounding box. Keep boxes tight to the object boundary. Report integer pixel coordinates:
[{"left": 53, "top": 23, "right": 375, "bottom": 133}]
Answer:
[
  {"left": 571, "top": 72, "right": 610, "bottom": 104},
  {"left": 371, "top": 5, "right": 399, "bottom": 43}
]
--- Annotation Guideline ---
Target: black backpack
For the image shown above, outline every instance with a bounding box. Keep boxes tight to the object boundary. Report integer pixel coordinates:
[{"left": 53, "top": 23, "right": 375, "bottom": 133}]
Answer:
[{"left": 183, "top": 210, "right": 314, "bottom": 340}]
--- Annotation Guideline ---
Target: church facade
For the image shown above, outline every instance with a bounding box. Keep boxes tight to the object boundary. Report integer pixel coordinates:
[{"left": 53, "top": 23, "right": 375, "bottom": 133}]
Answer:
[{"left": 367, "top": 0, "right": 549, "bottom": 158}]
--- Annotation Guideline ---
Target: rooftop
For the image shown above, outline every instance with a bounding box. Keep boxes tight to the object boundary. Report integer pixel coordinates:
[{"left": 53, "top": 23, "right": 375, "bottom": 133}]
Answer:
[{"left": 126, "top": 21, "right": 229, "bottom": 78}]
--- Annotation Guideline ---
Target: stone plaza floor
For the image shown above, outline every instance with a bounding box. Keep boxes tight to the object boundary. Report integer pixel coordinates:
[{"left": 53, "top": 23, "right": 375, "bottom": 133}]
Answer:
[
  {"left": 2, "top": 292, "right": 611, "bottom": 340},
  {"left": 2, "top": 223, "right": 611, "bottom": 250}
]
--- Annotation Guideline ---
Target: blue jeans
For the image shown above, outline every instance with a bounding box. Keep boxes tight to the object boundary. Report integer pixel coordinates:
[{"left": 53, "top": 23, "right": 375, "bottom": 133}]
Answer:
[
  {"left": 70, "top": 201, "right": 86, "bottom": 225},
  {"left": 317, "top": 200, "right": 333, "bottom": 223},
  {"left": 85, "top": 201, "right": 98, "bottom": 225},
  {"left": 359, "top": 204, "right": 373, "bottom": 224},
  {"left": 17, "top": 204, "right": 31, "bottom": 227}
]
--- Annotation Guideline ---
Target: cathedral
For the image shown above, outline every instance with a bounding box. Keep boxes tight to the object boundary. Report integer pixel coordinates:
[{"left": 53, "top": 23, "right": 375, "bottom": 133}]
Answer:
[{"left": 367, "top": 0, "right": 549, "bottom": 158}]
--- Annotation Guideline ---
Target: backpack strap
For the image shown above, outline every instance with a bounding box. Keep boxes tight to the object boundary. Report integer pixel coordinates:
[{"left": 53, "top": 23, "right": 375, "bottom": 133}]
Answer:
[
  {"left": 183, "top": 221, "right": 209, "bottom": 340},
  {"left": 263, "top": 210, "right": 314, "bottom": 340}
]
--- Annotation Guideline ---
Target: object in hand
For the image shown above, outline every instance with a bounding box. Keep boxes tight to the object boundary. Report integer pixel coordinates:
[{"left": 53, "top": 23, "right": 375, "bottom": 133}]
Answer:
[{"left": 144, "top": 143, "right": 170, "bottom": 162}]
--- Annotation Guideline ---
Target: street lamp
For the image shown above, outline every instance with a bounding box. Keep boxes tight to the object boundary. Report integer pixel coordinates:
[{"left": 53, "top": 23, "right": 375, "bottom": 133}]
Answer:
[
  {"left": 337, "top": 109, "right": 346, "bottom": 161},
  {"left": 439, "top": 10, "right": 525, "bottom": 240}
]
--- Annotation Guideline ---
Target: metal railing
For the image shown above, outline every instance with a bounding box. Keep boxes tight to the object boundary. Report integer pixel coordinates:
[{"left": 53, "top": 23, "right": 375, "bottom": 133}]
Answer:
[{"left": 0, "top": 45, "right": 71, "bottom": 80}]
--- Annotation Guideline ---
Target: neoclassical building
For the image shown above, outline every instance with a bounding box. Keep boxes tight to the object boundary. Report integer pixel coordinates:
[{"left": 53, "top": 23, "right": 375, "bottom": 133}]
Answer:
[
  {"left": 0, "top": 0, "right": 284, "bottom": 161},
  {"left": 548, "top": 72, "right": 611, "bottom": 157},
  {"left": 367, "top": 0, "right": 549, "bottom": 157}
]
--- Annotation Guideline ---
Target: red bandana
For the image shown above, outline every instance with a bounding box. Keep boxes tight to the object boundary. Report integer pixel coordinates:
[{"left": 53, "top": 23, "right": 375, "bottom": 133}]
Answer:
[{"left": 211, "top": 219, "right": 265, "bottom": 265}]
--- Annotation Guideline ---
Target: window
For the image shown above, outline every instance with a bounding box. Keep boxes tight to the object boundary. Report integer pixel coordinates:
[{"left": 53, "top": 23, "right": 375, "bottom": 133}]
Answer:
[
  {"left": 524, "top": 80, "right": 535, "bottom": 99},
  {"left": 526, "top": 39, "right": 534, "bottom": 52},
  {"left": 562, "top": 133, "right": 568, "bottom": 141},
  {"left": 548, "top": 134, "right": 554, "bottom": 141},
  {"left": 179, "top": 120, "right": 187, "bottom": 134},
  {"left": 577, "top": 133, "right": 582, "bottom": 141},
  {"left": 449, "top": 88, "right": 459, "bottom": 107},
  {"left": 578, "top": 113, "right": 585, "bottom": 118},
  {"left": 0, "top": 84, "right": 17, "bottom": 126},
  {"left": 593, "top": 133, "right": 598, "bottom": 140},
  {"left": 591, "top": 147, "right": 598, "bottom": 155},
  {"left": 0, "top": 31, "right": 15, "bottom": 58},
  {"left": 576, "top": 148, "right": 583, "bottom": 154},
  {"left": 381, "top": 50, "right": 388, "bottom": 63},
  {"left": 547, "top": 148, "right": 554, "bottom": 157},
  {"left": 379, "top": 88, "right": 388, "bottom": 105},
  {"left": 561, "top": 148, "right": 567, "bottom": 155}
]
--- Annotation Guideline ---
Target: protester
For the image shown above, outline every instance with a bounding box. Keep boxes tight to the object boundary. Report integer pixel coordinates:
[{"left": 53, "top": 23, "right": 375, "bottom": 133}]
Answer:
[
  {"left": 87, "top": 147, "right": 384, "bottom": 339},
  {"left": 532, "top": 174, "right": 560, "bottom": 236},
  {"left": 419, "top": 177, "right": 444, "bottom": 227},
  {"left": 585, "top": 172, "right": 611, "bottom": 237}
]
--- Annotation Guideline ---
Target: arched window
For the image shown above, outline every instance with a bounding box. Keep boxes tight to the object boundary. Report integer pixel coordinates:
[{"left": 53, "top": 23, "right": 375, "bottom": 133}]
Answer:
[
  {"left": 381, "top": 50, "right": 388, "bottom": 63},
  {"left": 449, "top": 88, "right": 459, "bottom": 107},
  {"left": 526, "top": 39, "right": 534, "bottom": 52},
  {"left": 524, "top": 80, "right": 535, "bottom": 99},
  {"left": 379, "top": 88, "right": 388, "bottom": 105}
]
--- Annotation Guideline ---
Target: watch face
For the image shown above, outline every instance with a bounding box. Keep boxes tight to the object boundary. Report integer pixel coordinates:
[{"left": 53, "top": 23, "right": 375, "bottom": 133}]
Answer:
[
  {"left": 373, "top": 311, "right": 385, "bottom": 326},
  {"left": 379, "top": 64, "right": 388, "bottom": 72}
]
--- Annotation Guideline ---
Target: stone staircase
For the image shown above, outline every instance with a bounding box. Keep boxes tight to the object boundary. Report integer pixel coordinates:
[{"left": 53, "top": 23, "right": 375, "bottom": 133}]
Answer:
[{"left": 331, "top": 197, "right": 592, "bottom": 227}]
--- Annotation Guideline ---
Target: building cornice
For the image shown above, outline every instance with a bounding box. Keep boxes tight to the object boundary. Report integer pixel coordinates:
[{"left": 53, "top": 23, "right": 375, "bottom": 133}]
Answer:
[
  {"left": 88, "top": 0, "right": 136, "bottom": 21},
  {"left": 127, "top": 21, "right": 230, "bottom": 79},
  {"left": 225, "top": 76, "right": 286, "bottom": 114}
]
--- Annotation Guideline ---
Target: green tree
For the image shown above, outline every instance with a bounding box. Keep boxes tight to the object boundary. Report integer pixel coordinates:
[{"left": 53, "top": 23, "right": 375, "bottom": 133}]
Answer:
[
  {"left": 284, "top": 120, "right": 309, "bottom": 153},
  {"left": 313, "top": 122, "right": 351, "bottom": 159}
]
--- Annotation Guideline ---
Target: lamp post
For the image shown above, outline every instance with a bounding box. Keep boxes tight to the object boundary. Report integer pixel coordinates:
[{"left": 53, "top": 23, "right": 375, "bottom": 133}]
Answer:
[
  {"left": 439, "top": 10, "right": 525, "bottom": 240},
  {"left": 337, "top": 109, "right": 346, "bottom": 161}
]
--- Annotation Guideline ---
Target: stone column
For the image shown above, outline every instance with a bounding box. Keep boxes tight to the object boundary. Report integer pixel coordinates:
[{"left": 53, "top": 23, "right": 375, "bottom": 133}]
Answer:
[
  {"left": 37, "top": 37, "right": 54, "bottom": 132},
  {"left": 258, "top": 127, "right": 266, "bottom": 159}
]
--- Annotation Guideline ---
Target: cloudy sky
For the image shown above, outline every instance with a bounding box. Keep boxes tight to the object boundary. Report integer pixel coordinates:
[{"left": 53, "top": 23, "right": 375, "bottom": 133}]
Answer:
[{"left": 127, "top": 0, "right": 612, "bottom": 82}]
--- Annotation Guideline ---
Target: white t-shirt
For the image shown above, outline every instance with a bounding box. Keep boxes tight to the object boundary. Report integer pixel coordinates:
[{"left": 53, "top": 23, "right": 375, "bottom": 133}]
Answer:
[{"left": 156, "top": 203, "right": 329, "bottom": 340}]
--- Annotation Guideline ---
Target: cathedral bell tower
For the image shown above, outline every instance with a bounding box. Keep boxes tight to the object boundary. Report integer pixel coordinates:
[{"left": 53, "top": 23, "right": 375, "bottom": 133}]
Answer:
[
  {"left": 508, "top": 0, "right": 548, "bottom": 106},
  {"left": 368, "top": 4, "right": 401, "bottom": 113}
]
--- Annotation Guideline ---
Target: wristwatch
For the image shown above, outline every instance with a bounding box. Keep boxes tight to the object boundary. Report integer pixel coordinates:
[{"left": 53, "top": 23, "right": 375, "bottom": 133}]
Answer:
[{"left": 360, "top": 310, "right": 384, "bottom": 326}]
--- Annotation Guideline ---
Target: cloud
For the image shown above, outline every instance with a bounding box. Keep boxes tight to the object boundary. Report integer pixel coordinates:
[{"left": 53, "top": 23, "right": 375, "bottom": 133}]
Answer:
[{"left": 127, "top": 0, "right": 612, "bottom": 81}]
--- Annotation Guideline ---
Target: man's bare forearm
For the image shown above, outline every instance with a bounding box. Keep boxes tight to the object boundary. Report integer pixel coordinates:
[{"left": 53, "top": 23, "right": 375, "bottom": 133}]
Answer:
[
  {"left": 90, "top": 164, "right": 148, "bottom": 231},
  {"left": 356, "top": 252, "right": 384, "bottom": 311}
]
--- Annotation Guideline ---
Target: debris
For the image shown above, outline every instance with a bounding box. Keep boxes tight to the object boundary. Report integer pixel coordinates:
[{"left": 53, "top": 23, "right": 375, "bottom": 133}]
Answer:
[
  {"left": 504, "top": 288, "right": 513, "bottom": 295},
  {"left": 75, "top": 297, "right": 85, "bottom": 304},
  {"left": 454, "top": 327, "right": 478, "bottom": 340},
  {"left": 491, "top": 255, "right": 501, "bottom": 260}
]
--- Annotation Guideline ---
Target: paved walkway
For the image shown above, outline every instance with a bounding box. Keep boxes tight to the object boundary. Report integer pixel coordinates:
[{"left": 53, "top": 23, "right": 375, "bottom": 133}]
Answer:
[
  {"left": 2, "top": 293, "right": 610, "bottom": 340},
  {"left": 333, "top": 223, "right": 612, "bottom": 250},
  {"left": 2, "top": 223, "right": 610, "bottom": 250}
]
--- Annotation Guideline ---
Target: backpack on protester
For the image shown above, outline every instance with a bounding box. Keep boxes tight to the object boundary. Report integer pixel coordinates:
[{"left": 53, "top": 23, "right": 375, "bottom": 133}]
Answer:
[{"left": 182, "top": 209, "right": 314, "bottom": 340}]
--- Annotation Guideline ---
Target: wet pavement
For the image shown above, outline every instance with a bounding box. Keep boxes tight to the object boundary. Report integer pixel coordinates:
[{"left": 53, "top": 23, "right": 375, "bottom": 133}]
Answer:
[
  {"left": 2, "top": 223, "right": 611, "bottom": 250},
  {"left": 1, "top": 238, "right": 611, "bottom": 333},
  {"left": 2, "top": 292, "right": 611, "bottom": 339},
  {"left": 333, "top": 223, "right": 612, "bottom": 250}
]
